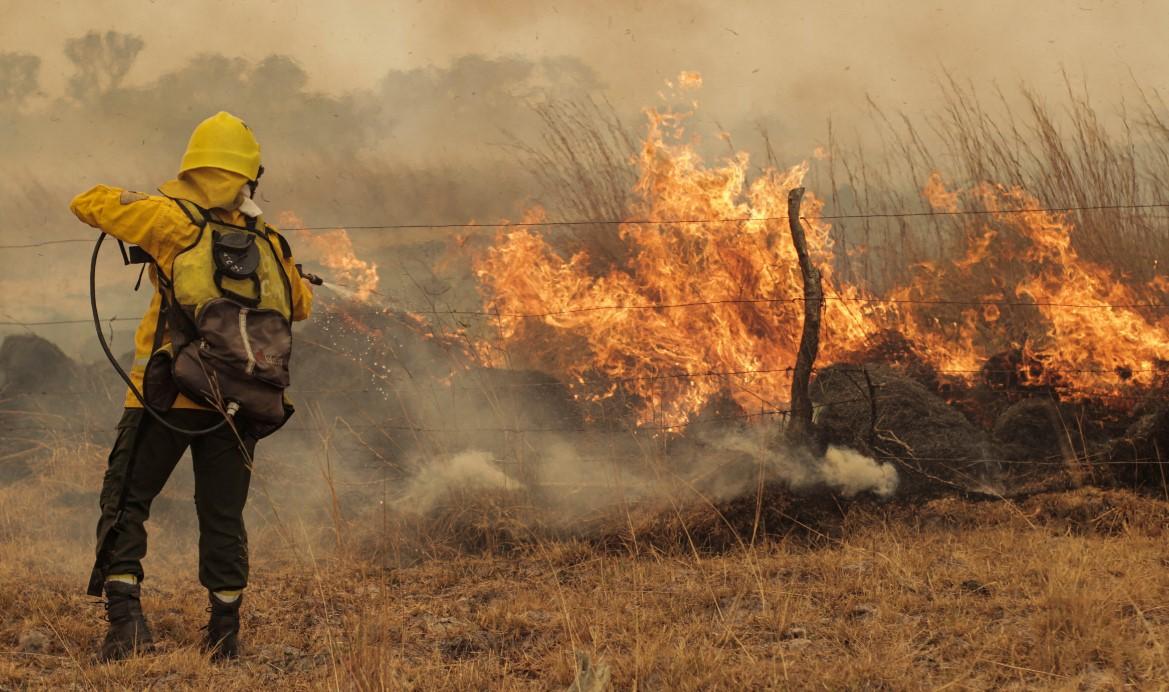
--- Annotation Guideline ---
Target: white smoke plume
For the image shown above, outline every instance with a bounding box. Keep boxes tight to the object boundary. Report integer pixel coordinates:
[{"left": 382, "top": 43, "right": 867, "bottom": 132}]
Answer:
[
  {"left": 696, "top": 431, "right": 899, "bottom": 500},
  {"left": 392, "top": 433, "right": 897, "bottom": 520},
  {"left": 818, "top": 446, "right": 899, "bottom": 498},
  {"left": 397, "top": 450, "right": 515, "bottom": 510}
]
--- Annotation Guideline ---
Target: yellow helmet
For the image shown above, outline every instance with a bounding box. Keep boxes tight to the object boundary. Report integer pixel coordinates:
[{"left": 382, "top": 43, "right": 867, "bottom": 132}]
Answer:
[{"left": 178, "top": 111, "right": 262, "bottom": 180}]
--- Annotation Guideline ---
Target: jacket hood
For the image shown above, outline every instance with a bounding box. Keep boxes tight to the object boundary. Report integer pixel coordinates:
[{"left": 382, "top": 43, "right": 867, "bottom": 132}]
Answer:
[{"left": 158, "top": 167, "right": 249, "bottom": 211}]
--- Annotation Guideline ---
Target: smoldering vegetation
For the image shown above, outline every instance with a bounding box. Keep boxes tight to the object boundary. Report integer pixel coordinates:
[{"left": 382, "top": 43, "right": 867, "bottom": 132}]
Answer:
[
  {"left": 5, "top": 280, "right": 1167, "bottom": 565},
  {"left": 0, "top": 320, "right": 903, "bottom": 562}
]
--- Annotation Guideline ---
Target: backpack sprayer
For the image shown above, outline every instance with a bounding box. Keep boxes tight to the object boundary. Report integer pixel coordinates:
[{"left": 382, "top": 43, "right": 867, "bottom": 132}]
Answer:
[
  {"left": 90, "top": 232, "right": 230, "bottom": 435},
  {"left": 89, "top": 226, "right": 324, "bottom": 437}
]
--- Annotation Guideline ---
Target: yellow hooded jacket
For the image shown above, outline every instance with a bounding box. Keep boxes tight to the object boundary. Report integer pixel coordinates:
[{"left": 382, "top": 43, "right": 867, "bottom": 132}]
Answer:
[{"left": 70, "top": 168, "right": 313, "bottom": 411}]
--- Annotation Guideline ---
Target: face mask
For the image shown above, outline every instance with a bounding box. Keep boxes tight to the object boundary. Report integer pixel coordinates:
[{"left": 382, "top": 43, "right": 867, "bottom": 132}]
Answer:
[{"left": 236, "top": 183, "right": 263, "bottom": 218}]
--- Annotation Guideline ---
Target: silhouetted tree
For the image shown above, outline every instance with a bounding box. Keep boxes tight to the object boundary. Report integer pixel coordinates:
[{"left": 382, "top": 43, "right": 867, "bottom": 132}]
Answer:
[
  {"left": 250, "top": 55, "right": 308, "bottom": 97},
  {"left": 64, "top": 31, "right": 144, "bottom": 102},
  {"left": 0, "top": 53, "right": 40, "bottom": 107}
]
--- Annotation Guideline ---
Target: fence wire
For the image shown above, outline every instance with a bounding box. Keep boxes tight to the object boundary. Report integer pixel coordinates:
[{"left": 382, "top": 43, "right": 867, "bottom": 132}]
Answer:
[
  {"left": 4, "top": 202, "right": 1169, "bottom": 477},
  {"left": 5, "top": 199, "right": 1169, "bottom": 250}
]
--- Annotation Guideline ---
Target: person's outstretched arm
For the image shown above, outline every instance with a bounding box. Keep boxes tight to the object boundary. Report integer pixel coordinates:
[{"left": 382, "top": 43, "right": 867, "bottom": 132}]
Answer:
[{"left": 70, "top": 185, "right": 188, "bottom": 263}]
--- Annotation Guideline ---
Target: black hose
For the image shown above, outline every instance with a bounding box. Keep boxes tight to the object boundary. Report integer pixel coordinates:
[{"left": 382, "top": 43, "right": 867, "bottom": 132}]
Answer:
[{"left": 90, "top": 232, "right": 229, "bottom": 435}]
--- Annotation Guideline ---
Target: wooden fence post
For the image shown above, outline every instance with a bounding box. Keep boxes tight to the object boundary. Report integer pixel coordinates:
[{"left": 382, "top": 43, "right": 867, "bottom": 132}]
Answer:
[{"left": 786, "top": 187, "right": 824, "bottom": 448}]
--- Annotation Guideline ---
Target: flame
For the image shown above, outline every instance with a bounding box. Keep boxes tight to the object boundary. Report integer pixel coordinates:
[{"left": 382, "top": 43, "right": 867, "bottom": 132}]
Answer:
[
  {"left": 892, "top": 179, "right": 1169, "bottom": 395},
  {"left": 476, "top": 103, "right": 873, "bottom": 426},
  {"left": 676, "top": 70, "right": 703, "bottom": 90},
  {"left": 472, "top": 77, "right": 1169, "bottom": 426},
  {"left": 924, "top": 170, "right": 960, "bottom": 213},
  {"left": 262, "top": 77, "right": 1165, "bottom": 428},
  {"left": 279, "top": 211, "right": 381, "bottom": 302},
  {"left": 995, "top": 192, "right": 1169, "bottom": 393}
]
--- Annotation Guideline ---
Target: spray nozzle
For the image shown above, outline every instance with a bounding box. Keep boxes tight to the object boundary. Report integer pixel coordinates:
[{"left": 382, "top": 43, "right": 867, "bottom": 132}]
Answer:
[{"left": 296, "top": 264, "right": 324, "bottom": 286}]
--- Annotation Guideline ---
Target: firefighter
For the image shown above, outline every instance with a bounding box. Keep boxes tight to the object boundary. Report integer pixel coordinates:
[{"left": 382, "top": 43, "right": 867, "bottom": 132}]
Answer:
[{"left": 70, "top": 112, "right": 313, "bottom": 661}]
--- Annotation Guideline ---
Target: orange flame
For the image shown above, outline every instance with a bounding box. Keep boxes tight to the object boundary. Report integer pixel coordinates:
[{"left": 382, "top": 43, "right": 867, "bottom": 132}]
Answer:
[
  {"left": 676, "top": 70, "right": 703, "bottom": 90},
  {"left": 476, "top": 103, "right": 874, "bottom": 425},
  {"left": 472, "top": 78, "right": 1169, "bottom": 426},
  {"left": 279, "top": 211, "right": 380, "bottom": 302},
  {"left": 891, "top": 179, "right": 1169, "bottom": 395}
]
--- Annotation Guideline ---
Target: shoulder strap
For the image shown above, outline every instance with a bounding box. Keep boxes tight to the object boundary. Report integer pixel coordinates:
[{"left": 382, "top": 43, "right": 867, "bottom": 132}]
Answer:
[
  {"left": 160, "top": 197, "right": 205, "bottom": 343},
  {"left": 274, "top": 230, "right": 293, "bottom": 261},
  {"left": 151, "top": 277, "right": 171, "bottom": 354},
  {"left": 257, "top": 219, "right": 294, "bottom": 260},
  {"left": 170, "top": 197, "right": 210, "bottom": 229}
]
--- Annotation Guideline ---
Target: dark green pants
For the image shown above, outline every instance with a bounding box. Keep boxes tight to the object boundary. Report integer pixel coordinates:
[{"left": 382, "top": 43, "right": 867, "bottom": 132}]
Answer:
[{"left": 92, "top": 408, "right": 255, "bottom": 593}]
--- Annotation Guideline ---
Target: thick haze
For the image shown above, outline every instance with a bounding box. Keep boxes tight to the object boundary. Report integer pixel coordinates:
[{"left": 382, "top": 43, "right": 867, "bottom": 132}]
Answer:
[
  {"left": 10, "top": 0, "right": 1167, "bottom": 142},
  {"left": 2, "top": 0, "right": 1167, "bottom": 356}
]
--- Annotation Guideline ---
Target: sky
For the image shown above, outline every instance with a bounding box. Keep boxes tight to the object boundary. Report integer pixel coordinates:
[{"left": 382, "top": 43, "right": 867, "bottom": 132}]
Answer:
[{"left": 8, "top": 0, "right": 1167, "bottom": 135}]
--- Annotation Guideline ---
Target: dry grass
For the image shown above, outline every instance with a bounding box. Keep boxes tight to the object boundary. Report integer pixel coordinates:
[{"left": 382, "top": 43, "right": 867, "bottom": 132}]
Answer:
[
  {"left": 515, "top": 79, "right": 1169, "bottom": 297},
  {"left": 2, "top": 439, "right": 1169, "bottom": 690},
  {"left": 818, "top": 75, "right": 1169, "bottom": 292}
]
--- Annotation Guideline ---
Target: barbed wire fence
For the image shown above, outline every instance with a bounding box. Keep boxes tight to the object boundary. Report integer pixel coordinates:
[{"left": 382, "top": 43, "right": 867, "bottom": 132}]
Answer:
[{"left": 3, "top": 201, "right": 1169, "bottom": 491}]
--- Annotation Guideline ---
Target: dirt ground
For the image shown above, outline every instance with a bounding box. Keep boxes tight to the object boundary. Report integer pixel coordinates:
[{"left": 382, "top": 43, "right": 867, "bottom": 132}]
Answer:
[{"left": 3, "top": 438, "right": 1169, "bottom": 690}]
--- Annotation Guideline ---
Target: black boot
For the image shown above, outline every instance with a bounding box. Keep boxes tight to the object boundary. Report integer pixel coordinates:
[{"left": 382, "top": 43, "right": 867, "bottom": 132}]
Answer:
[
  {"left": 100, "top": 581, "right": 153, "bottom": 661},
  {"left": 205, "top": 592, "right": 242, "bottom": 660}
]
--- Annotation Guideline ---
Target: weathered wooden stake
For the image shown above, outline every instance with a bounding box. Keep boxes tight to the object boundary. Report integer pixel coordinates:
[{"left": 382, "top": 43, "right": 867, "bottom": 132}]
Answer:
[{"left": 786, "top": 187, "right": 823, "bottom": 447}]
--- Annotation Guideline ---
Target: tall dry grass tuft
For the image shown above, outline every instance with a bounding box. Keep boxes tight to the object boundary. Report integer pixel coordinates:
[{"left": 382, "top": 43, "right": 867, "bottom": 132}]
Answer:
[
  {"left": 510, "top": 97, "right": 638, "bottom": 272},
  {"left": 821, "top": 74, "right": 1169, "bottom": 291}
]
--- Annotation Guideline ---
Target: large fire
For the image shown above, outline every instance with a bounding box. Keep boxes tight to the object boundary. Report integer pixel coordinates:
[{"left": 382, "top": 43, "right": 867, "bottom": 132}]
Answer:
[
  {"left": 475, "top": 110, "right": 869, "bottom": 425},
  {"left": 473, "top": 75, "right": 1169, "bottom": 426},
  {"left": 285, "top": 75, "right": 1169, "bottom": 429}
]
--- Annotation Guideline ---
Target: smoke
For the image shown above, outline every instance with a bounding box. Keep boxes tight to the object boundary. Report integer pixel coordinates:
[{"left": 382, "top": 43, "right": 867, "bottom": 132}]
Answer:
[
  {"left": 388, "top": 430, "right": 897, "bottom": 522},
  {"left": 0, "top": 44, "right": 604, "bottom": 356},
  {"left": 819, "top": 447, "right": 899, "bottom": 498},
  {"left": 5, "top": 4, "right": 1165, "bottom": 353},
  {"left": 3, "top": 0, "right": 1159, "bottom": 559},
  {"left": 695, "top": 431, "right": 898, "bottom": 501},
  {"left": 398, "top": 450, "right": 516, "bottom": 510},
  {"left": 9, "top": 1, "right": 1164, "bottom": 153}
]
